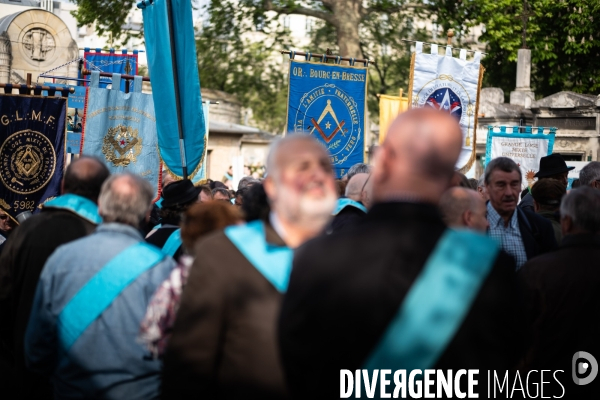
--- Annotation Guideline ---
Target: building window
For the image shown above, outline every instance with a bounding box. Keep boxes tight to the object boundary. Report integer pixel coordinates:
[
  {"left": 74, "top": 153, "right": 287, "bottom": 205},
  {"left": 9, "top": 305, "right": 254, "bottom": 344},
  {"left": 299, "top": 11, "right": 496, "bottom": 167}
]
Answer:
[
  {"left": 305, "top": 17, "right": 312, "bottom": 33},
  {"left": 283, "top": 16, "right": 290, "bottom": 29}
]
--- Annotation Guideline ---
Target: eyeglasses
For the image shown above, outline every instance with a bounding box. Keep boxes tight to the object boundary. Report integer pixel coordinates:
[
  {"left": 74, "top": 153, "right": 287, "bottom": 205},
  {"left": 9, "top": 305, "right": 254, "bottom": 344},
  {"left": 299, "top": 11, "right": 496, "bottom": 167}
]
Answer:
[
  {"left": 361, "top": 174, "right": 371, "bottom": 193},
  {"left": 0, "top": 215, "right": 8, "bottom": 220}
]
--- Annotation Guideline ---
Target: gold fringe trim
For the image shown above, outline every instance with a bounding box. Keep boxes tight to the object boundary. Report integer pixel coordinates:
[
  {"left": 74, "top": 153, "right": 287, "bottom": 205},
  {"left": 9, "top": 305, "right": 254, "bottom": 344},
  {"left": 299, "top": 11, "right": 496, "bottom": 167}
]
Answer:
[
  {"left": 459, "top": 64, "right": 485, "bottom": 174},
  {"left": 160, "top": 134, "right": 208, "bottom": 182},
  {"left": 407, "top": 52, "right": 416, "bottom": 109}
]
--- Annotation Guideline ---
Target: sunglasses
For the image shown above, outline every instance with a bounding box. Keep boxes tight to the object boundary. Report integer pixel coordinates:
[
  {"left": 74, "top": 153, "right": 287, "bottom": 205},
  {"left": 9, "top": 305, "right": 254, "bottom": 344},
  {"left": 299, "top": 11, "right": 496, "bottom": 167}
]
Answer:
[{"left": 0, "top": 215, "right": 8, "bottom": 220}]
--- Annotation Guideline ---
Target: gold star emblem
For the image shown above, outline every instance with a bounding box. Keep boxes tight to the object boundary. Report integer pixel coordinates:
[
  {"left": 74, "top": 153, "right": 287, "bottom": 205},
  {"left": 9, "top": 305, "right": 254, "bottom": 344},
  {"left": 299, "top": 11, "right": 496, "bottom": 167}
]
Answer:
[{"left": 325, "top": 121, "right": 331, "bottom": 130}]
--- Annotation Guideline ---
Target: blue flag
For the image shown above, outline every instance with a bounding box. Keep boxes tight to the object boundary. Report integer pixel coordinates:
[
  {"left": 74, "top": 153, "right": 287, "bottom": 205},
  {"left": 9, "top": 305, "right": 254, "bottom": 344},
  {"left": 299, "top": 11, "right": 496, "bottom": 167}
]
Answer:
[
  {"left": 287, "top": 59, "right": 367, "bottom": 178},
  {"left": 82, "top": 49, "right": 139, "bottom": 92},
  {"left": 139, "top": 0, "right": 206, "bottom": 179},
  {"left": 0, "top": 94, "right": 66, "bottom": 223},
  {"left": 81, "top": 72, "right": 161, "bottom": 201}
]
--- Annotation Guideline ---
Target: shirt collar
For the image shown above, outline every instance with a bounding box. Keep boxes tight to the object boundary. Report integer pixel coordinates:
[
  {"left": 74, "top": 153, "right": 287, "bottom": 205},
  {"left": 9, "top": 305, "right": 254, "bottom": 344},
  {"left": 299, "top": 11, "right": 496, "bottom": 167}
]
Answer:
[
  {"left": 96, "top": 222, "right": 144, "bottom": 241},
  {"left": 269, "top": 212, "right": 288, "bottom": 244},
  {"left": 487, "top": 201, "right": 518, "bottom": 229}
]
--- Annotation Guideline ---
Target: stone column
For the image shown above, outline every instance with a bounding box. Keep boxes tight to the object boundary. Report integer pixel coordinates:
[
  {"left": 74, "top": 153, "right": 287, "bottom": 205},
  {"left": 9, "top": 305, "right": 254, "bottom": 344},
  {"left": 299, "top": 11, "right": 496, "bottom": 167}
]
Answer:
[
  {"left": 0, "top": 33, "right": 12, "bottom": 84},
  {"left": 510, "top": 48, "right": 535, "bottom": 108}
]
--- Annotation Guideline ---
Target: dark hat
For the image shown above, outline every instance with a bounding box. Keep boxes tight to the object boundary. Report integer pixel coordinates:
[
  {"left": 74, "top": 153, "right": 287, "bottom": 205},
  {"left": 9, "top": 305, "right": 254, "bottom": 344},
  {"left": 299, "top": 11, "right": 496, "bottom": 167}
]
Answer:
[
  {"left": 161, "top": 179, "right": 201, "bottom": 209},
  {"left": 534, "top": 154, "right": 575, "bottom": 178}
]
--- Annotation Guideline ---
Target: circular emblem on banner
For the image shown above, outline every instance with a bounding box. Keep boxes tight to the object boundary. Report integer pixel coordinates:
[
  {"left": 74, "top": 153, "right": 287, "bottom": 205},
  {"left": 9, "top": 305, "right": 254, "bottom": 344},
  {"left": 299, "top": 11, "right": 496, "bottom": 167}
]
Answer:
[
  {"left": 0, "top": 130, "right": 56, "bottom": 194},
  {"left": 102, "top": 124, "right": 142, "bottom": 167},
  {"left": 414, "top": 75, "right": 475, "bottom": 126},
  {"left": 294, "top": 84, "right": 361, "bottom": 166}
]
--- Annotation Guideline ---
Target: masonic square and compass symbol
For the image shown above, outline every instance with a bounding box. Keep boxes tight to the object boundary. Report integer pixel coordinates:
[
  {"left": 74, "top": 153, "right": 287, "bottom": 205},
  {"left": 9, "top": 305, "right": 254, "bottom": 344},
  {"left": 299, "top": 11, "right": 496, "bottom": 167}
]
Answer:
[
  {"left": 310, "top": 99, "right": 347, "bottom": 143},
  {"left": 294, "top": 84, "right": 361, "bottom": 167},
  {"left": 426, "top": 88, "right": 462, "bottom": 121}
]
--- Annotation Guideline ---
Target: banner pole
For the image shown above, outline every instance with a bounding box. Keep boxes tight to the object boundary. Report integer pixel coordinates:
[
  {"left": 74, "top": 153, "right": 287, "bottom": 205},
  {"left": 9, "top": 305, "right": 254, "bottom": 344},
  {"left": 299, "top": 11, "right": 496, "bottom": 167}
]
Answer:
[{"left": 165, "top": 0, "right": 188, "bottom": 179}]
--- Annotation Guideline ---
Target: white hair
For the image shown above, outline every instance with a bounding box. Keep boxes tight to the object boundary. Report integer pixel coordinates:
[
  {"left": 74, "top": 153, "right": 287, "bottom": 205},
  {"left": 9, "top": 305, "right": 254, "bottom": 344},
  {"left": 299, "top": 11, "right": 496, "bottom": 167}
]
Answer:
[{"left": 99, "top": 174, "right": 154, "bottom": 227}]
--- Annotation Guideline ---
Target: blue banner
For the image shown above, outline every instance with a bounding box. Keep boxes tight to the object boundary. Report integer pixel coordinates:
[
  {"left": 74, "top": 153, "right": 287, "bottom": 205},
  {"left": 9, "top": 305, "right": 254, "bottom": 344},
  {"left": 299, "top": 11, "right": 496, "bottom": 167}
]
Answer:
[
  {"left": 287, "top": 59, "right": 367, "bottom": 177},
  {"left": 0, "top": 94, "right": 66, "bottom": 224},
  {"left": 83, "top": 49, "right": 139, "bottom": 92},
  {"left": 43, "top": 84, "right": 87, "bottom": 109},
  {"left": 189, "top": 102, "right": 209, "bottom": 184},
  {"left": 139, "top": 0, "right": 206, "bottom": 179},
  {"left": 81, "top": 72, "right": 161, "bottom": 201}
]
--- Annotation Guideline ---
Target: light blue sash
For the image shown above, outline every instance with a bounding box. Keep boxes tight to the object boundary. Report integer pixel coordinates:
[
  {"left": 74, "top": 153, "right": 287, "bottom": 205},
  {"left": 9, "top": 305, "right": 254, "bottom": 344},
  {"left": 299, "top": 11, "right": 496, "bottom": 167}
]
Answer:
[
  {"left": 57, "top": 242, "right": 165, "bottom": 351},
  {"left": 333, "top": 198, "right": 367, "bottom": 215},
  {"left": 43, "top": 194, "right": 102, "bottom": 224},
  {"left": 364, "top": 229, "right": 499, "bottom": 373},
  {"left": 224, "top": 220, "right": 293, "bottom": 292},
  {"left": 162, "top": 228, "right": 182, "bottom": 257}
]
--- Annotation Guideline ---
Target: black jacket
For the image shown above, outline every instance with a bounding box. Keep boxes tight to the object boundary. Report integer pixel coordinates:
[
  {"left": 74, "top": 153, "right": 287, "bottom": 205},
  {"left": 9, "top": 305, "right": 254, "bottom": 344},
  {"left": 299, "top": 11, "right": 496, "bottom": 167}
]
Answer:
[
  {"left": 279, "top": 202, "right": 525, "bottom": 399},
  {"left": 516, "top": 207, "right": 558, "bottom": 261},
  {"left": 519, "top": 234, "right": 600, "bottom": 398},
  {"left": 328, "top": 204, "right": 366, "bottom": 234},
  {"left": 0, "top": 208, "right": 97, "bottom": 399}
]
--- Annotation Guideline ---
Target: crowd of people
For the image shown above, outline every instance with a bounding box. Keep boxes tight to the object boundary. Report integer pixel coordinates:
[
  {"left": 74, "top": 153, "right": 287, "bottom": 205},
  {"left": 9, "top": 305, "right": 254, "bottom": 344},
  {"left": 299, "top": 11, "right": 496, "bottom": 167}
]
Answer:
[{"left": 0, "top": 108, "right": 599, "bottom": 399}]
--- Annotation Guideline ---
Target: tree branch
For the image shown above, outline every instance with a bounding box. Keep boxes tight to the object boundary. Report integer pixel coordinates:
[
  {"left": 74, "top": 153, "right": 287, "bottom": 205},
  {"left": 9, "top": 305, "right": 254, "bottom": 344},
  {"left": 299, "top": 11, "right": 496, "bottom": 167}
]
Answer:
[
  {"left": 361, "top": 2, "right": 424, "bottom": 18},
  {"left": 263, "top": 0, "right": 337, "bottom": 26}
]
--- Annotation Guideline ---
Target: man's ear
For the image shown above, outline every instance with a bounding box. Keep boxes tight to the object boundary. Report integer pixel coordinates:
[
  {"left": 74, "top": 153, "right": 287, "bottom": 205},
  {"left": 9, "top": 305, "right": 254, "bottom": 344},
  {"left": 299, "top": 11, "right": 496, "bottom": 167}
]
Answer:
[
  {"left": 533, "top": 200, "right": 540, "bottom": 212},
  {"left": 60, "top": 179, "right": 65, "bottom": 195},
  {"left": 463, "top": 210, "right": 472, "bottom": 227},
  {"left": 263, "top": 176, "right": 276, "bottom": 202}
]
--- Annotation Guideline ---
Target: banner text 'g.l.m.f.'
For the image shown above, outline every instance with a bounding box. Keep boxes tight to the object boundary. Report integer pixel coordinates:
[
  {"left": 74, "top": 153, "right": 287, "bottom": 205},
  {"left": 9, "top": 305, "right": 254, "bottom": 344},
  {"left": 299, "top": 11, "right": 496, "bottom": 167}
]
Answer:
[{"left": 287, "top": 59, "right": 367, "bottom": 178}]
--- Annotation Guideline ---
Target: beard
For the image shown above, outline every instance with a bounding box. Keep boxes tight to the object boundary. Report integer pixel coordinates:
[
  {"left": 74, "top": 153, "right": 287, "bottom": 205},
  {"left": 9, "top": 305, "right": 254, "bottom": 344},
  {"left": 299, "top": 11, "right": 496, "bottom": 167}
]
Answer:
[{"left": 276, "top": 183, "right": 337, "bottom": 232}]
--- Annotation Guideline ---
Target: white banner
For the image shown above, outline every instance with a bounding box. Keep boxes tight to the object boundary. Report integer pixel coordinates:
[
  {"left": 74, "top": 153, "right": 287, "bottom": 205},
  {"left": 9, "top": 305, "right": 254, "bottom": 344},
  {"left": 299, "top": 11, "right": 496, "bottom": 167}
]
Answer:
[
  {"left": 409, "top": 43, "right": 483, "bottom": 172},
  {"left": 485, "top": 127, "right": 555, "bottom": 189}
]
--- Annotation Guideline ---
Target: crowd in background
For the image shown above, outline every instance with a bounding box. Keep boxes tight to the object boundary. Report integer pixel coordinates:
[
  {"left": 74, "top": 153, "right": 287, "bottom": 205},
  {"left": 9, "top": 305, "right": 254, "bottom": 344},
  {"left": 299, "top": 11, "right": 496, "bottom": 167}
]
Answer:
[{"left": 0, "top": 108, "right": 599, "bottom": 399}]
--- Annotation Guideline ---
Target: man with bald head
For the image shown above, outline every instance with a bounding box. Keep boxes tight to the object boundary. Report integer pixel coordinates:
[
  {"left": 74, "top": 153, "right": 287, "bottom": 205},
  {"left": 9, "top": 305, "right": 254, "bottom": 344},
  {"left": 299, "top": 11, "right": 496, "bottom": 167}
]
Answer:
[
  {"left": 162, "top": 134, "right": 337, "bottom": 399},
  {"left": 0, "top": 156, "right": 110, "bottom": 399},
  {"left": 328, "top": 172, "right": 370, "bottom": 233},
  {"left": 439, "top": 186, "right": 489, "bottom": 233},
  {"left": 279, "top": 109, "right": 522, "bottom": 398}
]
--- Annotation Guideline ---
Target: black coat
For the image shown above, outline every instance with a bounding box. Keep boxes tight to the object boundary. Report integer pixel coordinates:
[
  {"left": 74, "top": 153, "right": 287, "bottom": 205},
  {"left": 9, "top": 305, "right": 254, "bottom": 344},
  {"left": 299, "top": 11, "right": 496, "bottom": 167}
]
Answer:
[
  {"left": 516, "top": 207, "right": 558, "bottom": 261},
  {"left": 519, "top": 234, "right": 600, "bottom": 397},
  {"left": 279, "top": 202, "right": 525, "bottom": 399},
  {"left": 0, "top": 208, "right": 97, "bottom": 399},
  {"left": 328, "top": 204, "right": 366, "bottom": 234}
]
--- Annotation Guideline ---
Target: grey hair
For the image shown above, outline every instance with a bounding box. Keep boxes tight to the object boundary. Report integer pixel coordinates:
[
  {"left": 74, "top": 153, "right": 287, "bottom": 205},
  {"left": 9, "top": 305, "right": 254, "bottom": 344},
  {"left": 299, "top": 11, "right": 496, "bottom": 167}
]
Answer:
[
  {"left": 344, "top": 163, "right": 371, "bottom": 181},
  {"left": 484, "top": 157, "right": 522, "bottom": 184},
  {"left": 579, "top": 161, "right": 600, "bottom": 187},
  {"left": 477, "top": 174, "right": 486, "bottom": 189},
  {"left": 560, "top": 187, "right": 600, "bottom": 233},
  {"left": 98, "top": 174, "right": 154, "bottom": 227}
]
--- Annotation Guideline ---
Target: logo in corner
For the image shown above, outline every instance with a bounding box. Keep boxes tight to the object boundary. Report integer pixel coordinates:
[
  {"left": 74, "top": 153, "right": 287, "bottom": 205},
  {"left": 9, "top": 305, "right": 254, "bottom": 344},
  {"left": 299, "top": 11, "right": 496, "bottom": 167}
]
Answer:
[
  {"left": 573, "top": 351, "right": 598, "bottom": 385},
  {"left": 102, "top": 124, "right": 142, "bottom": 167}
]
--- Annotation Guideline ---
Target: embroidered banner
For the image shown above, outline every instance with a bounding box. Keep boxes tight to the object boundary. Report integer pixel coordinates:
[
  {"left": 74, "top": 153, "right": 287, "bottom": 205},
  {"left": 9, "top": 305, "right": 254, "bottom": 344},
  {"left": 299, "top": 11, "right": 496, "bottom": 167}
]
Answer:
[
  {"left": 81, "top": 72, "right": 160, "bottom": 200},
  {"left": 485, "top": 126, "right": 556, "bottom": 189},
  {"left": 82, "top": 49, "right": 139, "bottom": 92},
  {"left": 0, "top": 94, "right": 66, "bottom": 224},
  {"left": 409, "top": 43, "right": 484, "bottom": 173},
  {"left": 139, "top": 0, "right": 206, "bottom": 179},
  {"left": 286, "top": 58, "right": 368, "bottom": 178}
]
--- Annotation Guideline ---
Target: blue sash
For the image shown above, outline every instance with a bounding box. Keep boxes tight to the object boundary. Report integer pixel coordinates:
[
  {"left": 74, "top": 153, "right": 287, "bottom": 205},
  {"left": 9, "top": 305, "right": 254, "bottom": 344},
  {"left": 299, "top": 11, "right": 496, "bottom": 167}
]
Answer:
[
  {"left": 333, "top": 198, "right": 367, "bottom": 215},
  {"left": 224, "top": 220, "right": 293, "bottom": 292},
  {"left": 364, "top": 229, "right": 499, "bottom": 373},
  {"left": 162, "top": 228, "right": 182, "bottom": 257},
  {"left": 43, "top": 194, "right": 102, "bottom": 224},
  {"left": 57, "top": 242, "right": 165, "bottom": 351}
]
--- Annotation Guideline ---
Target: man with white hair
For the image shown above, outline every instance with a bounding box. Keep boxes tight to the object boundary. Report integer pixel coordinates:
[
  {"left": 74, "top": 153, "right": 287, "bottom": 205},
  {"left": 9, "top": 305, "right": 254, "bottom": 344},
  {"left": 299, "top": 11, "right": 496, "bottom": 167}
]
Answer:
[
  {"left": 579, "top": 161, "right": 600, "bottom": 189},
  {"left": 24, "top": 174, "right": 176, "bottom": 399},
  {"left": 162, "top": 134, "right": 337, "bottom": 399}
]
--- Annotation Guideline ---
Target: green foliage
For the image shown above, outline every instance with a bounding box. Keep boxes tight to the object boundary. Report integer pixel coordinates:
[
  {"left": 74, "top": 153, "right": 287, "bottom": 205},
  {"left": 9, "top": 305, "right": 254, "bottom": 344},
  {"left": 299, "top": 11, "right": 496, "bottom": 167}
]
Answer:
[
  {"left": 432, "top": 0, "right": 600, "bottom": 98},
  {"left": 70, "top": 0, "right": 140, "bottom": 45},
  {"left": 196, "top": 0, "right": 293, "bottom": 133}
]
